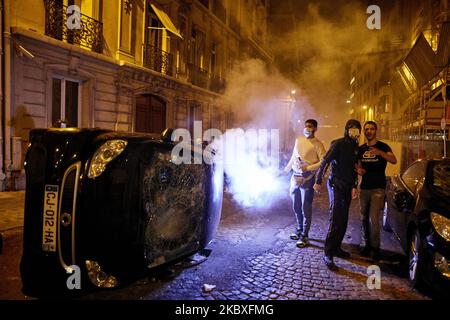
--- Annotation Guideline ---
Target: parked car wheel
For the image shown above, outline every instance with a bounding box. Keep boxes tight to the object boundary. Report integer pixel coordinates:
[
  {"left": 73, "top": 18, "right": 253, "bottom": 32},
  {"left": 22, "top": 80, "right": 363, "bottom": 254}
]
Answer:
[
  {"left": 382, "top": 200, "right": 392, "bottom": 232},
  {"left": 408, "top": 228, "right": 425, "bottom": 289}
]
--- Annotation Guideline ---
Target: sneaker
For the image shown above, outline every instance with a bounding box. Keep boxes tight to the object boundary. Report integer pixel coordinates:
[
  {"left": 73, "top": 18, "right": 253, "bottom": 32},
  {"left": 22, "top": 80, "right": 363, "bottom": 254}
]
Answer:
[
  {"left": 290, "top": 229, "right": 302, "bottom": 240},
  {"left": 335, "top": 248, "right": 351, "bottom": 259},
  {"left": 359, "top": 246, "right": 372, "bottom": 257},
  {"left": 296, "top": 236, "right": 309, "bottom": 248},
  {"left": 323, "top": 255, "right": 338, "bottom": 271}
]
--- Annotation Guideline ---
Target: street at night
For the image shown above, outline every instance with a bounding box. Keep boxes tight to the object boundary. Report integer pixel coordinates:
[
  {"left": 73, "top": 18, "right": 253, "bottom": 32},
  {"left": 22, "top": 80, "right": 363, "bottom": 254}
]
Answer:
[
  {"left": 0, "top": 0, "right": 450, "bottom": 313},
  {"left": 0, "top": 187, "right": 431, "bottom": 300}
]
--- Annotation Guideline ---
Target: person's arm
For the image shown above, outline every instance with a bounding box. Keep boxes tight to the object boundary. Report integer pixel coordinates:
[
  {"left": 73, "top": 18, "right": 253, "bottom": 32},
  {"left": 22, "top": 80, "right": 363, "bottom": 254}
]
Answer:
[
  {"left": 283, "top": 139, "right": 298, "bottom": 173},
  {"left": 315, "top": 140, "right": 338, "bottom": 185},
  {"left": 306, "top": 141, "right": 327, "bottom": 171},
  {"left": 369, "top": 146, "right": 397, "bottom": 164}
]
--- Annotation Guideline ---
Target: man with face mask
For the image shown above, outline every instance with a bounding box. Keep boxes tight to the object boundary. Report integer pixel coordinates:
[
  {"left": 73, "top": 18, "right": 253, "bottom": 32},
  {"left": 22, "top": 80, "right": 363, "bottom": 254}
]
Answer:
[
  {"left": 283, "top": 119, "right": 326, "bottom": 248},
  {"left": 313, "top": 119, "right": 361, "bottom": 270}
]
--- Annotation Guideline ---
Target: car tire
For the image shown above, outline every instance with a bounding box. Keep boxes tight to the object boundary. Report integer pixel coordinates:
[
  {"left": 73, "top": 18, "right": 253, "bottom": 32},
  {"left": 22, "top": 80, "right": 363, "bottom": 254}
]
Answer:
[
  {"left": 408, "top": 228, "right": 426, "bottom": 290},
  {"left": 382, "top": 201, "right": 393, "bottom": 232}
]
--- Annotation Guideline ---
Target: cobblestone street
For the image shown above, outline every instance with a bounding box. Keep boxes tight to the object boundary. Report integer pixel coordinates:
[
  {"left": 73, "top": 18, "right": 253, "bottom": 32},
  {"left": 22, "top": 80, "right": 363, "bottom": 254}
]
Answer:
[
  {"left": 81, "top": 186, "right": 429, "bottom": 300},
  {"left": 0, "top": 186, "right": 431, "bottom": 300}
]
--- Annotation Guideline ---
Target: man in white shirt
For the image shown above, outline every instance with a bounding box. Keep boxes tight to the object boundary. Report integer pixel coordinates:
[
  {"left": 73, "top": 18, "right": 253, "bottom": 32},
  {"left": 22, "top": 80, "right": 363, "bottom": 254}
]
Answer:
[{"left": 283, "top": 119, "right": 326, "bottom": 248}]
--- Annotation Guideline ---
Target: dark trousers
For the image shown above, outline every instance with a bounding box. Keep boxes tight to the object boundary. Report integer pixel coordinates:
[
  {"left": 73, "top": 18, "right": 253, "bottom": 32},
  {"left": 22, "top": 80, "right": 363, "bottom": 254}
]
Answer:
[{"left": 324, "top": 179, "right": 352, "bottom": 257}]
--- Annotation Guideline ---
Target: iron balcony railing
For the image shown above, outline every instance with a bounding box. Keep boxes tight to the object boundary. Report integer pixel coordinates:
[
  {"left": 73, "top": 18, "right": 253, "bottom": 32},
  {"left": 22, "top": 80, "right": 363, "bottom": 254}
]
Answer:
[
  {"left": 209, "top": 74, "right": 226, "bottom": 94},
  {"left": 44, "top": 0, "right": 103, "bottom": 53},
  {"left": 212, "top": 0, "right": 226, "bottom": 23},
  {"left": 144, "top": 44, "right": 174, "bottom": 77},
  {"left": 187, "top": 64, "right": 208, "bottom": 89}
]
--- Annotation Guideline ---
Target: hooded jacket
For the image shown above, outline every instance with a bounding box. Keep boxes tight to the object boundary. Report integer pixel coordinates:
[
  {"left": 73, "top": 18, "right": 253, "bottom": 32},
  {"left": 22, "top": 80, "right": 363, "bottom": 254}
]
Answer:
[{"left": 315, "top": 120, "right": 361, "bottom": 188}]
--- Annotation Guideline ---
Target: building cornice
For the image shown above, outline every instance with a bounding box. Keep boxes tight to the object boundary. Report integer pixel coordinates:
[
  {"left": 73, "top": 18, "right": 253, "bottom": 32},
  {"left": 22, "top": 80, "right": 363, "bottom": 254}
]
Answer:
[{"left": 11, "top": 26, "right": 222, "bottom": 99}]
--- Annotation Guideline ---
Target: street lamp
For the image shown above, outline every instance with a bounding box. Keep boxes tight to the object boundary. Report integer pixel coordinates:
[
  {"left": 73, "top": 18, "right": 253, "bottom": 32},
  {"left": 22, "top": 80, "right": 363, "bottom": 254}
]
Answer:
[{"left": 280, "top": 90, "right": 296, "bottom": 153}]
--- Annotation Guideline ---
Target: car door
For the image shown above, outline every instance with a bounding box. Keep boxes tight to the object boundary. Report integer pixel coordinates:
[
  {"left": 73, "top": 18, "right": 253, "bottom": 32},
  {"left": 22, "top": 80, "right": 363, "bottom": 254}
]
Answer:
[{"left": 386, "top": 161, "right": 427, "bottom": 250}]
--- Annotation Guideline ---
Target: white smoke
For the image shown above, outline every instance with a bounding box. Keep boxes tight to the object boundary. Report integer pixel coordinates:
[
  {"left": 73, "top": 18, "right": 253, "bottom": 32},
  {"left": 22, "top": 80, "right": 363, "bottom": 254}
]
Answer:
[{"left": 216, "top": 59, "right": 308, "bottom": 208}]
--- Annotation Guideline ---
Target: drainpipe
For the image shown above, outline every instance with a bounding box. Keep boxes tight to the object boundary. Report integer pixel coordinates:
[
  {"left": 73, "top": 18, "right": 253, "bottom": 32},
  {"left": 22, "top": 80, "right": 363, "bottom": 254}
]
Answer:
[
  {"left": 2, "top": 0, "right": 11, "bottom": 190},
  {"left": 0, "top": 0, "right": 5, "bottom": 189}
]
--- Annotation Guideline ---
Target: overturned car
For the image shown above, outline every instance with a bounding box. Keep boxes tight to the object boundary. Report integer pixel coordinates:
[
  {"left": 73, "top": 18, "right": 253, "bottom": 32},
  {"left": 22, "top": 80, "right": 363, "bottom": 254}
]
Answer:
[{"left": 20, "top": 128, "right": 223, "bottom": 297}]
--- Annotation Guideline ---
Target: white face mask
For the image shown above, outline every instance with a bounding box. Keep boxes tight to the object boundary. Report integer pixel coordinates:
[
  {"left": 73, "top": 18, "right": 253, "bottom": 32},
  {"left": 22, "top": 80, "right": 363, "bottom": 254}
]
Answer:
[
  {"left": 348, "top": 128, "right": 360, "bottom": 141},
  {"left": 303, "top": 128, "right": 313, "bottom": 138}
]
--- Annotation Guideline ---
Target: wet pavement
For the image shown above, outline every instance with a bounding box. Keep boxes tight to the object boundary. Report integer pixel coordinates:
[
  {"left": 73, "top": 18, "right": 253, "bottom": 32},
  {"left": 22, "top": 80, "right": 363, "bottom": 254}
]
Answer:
[{"left": 0, "top": 186, "right": 430, "bottom": 300}]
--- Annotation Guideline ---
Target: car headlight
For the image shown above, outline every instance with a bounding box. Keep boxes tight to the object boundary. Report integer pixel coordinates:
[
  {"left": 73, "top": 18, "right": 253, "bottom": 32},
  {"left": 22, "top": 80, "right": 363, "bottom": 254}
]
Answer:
[
  {"left": 431, "top": 212, "right": 450, "bottom": 242},
  {"left": 87, "top": 140, "right": 127, "bottom": 179}
]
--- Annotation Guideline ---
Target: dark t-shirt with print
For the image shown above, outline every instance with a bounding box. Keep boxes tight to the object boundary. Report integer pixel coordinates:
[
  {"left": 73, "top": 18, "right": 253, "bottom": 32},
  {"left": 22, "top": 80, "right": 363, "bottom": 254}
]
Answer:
[{"left": 358, "top": 141, "right": 392, "bottom": 190}]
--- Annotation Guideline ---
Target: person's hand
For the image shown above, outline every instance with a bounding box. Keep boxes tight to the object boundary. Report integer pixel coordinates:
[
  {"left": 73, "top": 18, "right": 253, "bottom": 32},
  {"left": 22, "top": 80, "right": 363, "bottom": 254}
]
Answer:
[
  {"left": 355, "top": 164, "right": 366, "bottom": 175},
  {"left": 300, "top": 163, "right": 309, "bottom": 172},
  {"left": 369, "top": 147, "right": 383, "bottom": 156},
  {"left": 352, "top": 188, "right": 360, "bottom": 200},
  {"left": 313, "top": 183, "right": 321, "bottom": 193}
]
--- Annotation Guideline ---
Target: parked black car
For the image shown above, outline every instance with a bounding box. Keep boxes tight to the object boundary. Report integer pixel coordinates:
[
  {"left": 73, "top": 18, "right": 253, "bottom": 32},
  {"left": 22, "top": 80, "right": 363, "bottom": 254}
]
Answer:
[
  {"left": 20, "top": 128, "right": 224, "bottom": 297},
  {"left": 385, "top": 159, "right": 450, "bottom": 293}
]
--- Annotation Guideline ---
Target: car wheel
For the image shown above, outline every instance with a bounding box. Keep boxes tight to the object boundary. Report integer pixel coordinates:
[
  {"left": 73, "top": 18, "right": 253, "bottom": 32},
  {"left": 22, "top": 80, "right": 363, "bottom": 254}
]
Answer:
[
  {"left": 408, "top": 228, "right": 425, "bottom": 289},
  {"left": 382, "top": 201, "right": 392, "bottom": 232}
]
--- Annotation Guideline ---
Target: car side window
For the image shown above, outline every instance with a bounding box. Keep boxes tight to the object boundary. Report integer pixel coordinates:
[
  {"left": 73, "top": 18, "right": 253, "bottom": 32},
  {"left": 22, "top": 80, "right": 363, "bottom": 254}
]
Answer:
[
  {"left": 401, "top": 161, "right": 427, "bottom": 194},
  {"left": 432, "top": 162, "right": 450, "bottom": 198}
]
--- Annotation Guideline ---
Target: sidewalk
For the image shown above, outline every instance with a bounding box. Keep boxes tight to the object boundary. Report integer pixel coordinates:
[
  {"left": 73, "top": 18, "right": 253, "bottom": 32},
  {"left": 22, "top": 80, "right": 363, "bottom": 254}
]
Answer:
[{"left": 0, "top": 191, "right": 25, "bottom": 232}]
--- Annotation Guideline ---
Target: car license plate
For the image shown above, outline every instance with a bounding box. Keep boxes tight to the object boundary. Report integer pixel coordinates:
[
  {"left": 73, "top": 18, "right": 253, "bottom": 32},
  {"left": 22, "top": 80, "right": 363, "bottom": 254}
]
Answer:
[{"left": 42, "top": 185, "right": 59, "bottom": 252}]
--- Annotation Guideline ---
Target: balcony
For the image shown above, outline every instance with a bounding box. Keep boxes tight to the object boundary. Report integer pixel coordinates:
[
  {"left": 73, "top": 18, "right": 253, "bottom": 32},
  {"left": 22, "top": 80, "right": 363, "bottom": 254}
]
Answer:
[
  {"left": 188, "top": 64, "right": 208, "bottom": 89},
  {"left": 212, "top": 0, "right": 226, "bottom": 23},
  {"left": 229, "top": 15, "right": 240, "bottom": 34},
  {"left": 44, "top": 0, "right": 103, "bottom": 53},
  {"left": 209, "top": 75, "right": 226, "bottom": 94},
  {"left": 144, "top": 45, "right": 174, "bottom": 77}
]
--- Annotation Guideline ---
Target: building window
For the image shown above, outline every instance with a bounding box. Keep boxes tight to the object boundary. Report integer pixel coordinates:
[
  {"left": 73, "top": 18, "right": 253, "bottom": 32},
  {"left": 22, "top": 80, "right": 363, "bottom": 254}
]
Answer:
[
  {"left": 191, "top": 28, "right": 205, "bottom": 69},
  {"left": 52, "top": 76, "right": 81, "bottom": 127},
  {"left": 198, "top": 0, "right": 209, "bottom": 8}
]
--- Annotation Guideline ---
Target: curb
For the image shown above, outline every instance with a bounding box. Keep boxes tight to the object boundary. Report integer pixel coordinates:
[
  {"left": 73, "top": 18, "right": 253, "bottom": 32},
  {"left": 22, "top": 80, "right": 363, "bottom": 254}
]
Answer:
[{"left": 0, "top": 227, "right": 23, "bottom": 255}]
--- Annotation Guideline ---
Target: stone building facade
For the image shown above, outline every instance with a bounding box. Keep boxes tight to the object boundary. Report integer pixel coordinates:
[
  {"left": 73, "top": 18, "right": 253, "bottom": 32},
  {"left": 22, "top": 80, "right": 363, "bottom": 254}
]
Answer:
[
  {"left": 0, "top": 0, "right": 273, "bottom": 190},
  {"left": 349, "top": 0, "right": 450, "bottom": 169}
]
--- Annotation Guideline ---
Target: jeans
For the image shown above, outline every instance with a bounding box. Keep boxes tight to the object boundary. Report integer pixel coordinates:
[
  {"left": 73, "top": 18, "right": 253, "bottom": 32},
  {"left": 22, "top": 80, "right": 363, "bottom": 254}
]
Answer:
[
  {"left": 324, "top": 178, "right": 352, "bottom": 257},
  {"left": 290, "top": 175, "right": 315, "bottom": 237},
  {"left": 359, "top": 188, "right": 385, "bottom": 251}
]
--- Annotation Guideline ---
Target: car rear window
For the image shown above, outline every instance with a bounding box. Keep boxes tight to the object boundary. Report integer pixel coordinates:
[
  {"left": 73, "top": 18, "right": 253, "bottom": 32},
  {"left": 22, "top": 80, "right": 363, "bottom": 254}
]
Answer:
[{"left": 432, "top": 162, "right": 450, "bottom": 198}]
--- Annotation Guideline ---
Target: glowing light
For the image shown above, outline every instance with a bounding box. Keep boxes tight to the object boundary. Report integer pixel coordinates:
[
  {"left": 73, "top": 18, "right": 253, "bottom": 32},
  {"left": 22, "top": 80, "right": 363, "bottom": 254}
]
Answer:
[
  {"left": 221, "top": 129, "right": 285, "bottom": 208},
  {"left": 363, "top": 105, "right": 367, "bottom": 110},
  {"left": 225, "top": 165, "right": 284, "bottom": 208},
  {"left": 291, "top": 90, "right": 296, "bottom": 95}
]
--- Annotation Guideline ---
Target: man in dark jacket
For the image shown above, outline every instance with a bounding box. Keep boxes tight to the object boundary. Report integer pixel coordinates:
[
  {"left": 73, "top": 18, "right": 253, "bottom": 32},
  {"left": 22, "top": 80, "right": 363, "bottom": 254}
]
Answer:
[{"left": 313, "top": 119, "right": 361, "bottom": 270}]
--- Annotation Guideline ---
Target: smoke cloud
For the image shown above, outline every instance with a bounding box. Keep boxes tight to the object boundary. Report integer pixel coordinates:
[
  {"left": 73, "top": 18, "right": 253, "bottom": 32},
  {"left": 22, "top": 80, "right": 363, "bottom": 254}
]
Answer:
[
  {"left": 216, "top": 59, "right": 299, "bottom": 208},
  {"left": 216, "top": 1, "right": 388, "bottom": 208},
  {"left": 270, "top": 0, "right": 383, "bottom": 141}
]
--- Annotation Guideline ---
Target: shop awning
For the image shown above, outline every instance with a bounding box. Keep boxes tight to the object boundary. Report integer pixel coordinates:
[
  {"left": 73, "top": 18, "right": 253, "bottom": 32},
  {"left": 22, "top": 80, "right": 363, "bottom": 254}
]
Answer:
[
  {"left": 401, "top": 21, "right": 450, "bottom": 88},
  {"left": 436, "top": 21, "right": 450, "bottom": 66},
  {"left": 403, "top": 34, "right": 441, "bottom": 87},
  {"left": 150, "top": 4, "right": 183, "bottom": 39}
]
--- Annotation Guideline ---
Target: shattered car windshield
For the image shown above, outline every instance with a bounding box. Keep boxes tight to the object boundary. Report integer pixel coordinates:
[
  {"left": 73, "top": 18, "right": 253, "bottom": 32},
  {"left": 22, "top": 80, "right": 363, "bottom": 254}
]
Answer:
[{"left": 432, "top": 162, "right": 450, "bottom": 198}]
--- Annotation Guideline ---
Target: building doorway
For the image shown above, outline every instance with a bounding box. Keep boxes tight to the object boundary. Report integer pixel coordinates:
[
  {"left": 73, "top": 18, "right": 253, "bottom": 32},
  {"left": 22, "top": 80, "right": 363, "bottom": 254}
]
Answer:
[{"left": 135, "top": 94, "right": 167, "bottom": 134}]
